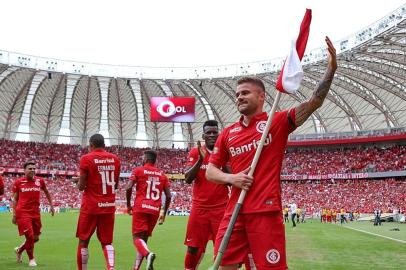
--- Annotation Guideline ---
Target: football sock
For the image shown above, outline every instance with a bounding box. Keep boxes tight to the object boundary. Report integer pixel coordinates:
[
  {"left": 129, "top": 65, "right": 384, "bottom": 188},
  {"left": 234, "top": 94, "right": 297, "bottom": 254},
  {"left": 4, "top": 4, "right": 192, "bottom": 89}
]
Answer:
[
  {"left": 102, "top": 244, "right": 115, "bottom": 270},
  {"left": 133, "top": 238, "right": 150, "bottom": 257},
  {"left": 133, "top": 252, "right": 144, "bottom": 270},
  {"left": 77, "top": 243, "right": 89, "bottom": 270}
]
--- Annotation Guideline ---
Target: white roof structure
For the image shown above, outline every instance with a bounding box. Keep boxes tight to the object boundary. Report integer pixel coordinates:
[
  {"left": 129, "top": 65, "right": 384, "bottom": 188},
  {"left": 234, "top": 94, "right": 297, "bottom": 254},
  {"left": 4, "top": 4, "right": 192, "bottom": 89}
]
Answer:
[{"left": 0, "top": 5, "right": 405, "bottom": 148}]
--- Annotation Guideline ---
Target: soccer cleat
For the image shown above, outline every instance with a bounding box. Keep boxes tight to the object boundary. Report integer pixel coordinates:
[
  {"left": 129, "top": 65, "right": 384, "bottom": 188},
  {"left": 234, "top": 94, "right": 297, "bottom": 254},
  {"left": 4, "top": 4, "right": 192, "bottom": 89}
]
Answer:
[
  {"left": 28, "top": 259, "right": 37, "bottom": 267},
  {"left": 14, "top": 247, "right": 22, "bottom": 263},
  {"left": 145, "top": 252, "right": 156, "bottom": 270}
]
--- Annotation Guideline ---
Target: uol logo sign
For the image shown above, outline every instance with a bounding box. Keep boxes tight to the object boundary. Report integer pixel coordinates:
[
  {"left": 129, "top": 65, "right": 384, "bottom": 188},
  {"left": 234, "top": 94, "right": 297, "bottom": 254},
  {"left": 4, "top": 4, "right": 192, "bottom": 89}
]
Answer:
[
  {"left": 150, "top": 97, "right": 195, "bottom": 123},
  {"left": 156, "top": 100, "right": 186, "bottom": 118}
]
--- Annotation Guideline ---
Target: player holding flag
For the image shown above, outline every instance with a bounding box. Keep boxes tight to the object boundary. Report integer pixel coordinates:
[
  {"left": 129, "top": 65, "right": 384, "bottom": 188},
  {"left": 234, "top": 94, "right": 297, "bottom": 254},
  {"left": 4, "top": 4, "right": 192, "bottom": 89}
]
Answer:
[{"left": 207, "top": 9, "right": 337, "bottom": 269}]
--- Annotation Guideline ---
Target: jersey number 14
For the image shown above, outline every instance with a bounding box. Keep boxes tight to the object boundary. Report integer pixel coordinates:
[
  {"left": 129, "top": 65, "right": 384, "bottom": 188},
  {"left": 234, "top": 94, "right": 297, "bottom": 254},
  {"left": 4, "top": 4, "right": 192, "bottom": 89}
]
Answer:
[{"left": 99, "top": 171, "right": 115, "bottom": 195}]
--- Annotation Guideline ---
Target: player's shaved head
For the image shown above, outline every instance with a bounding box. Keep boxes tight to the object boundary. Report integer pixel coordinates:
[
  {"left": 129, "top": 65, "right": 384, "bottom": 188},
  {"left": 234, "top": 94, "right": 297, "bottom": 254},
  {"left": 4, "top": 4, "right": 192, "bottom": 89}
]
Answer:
[
  {"left": 203, "top": 120, "right": 218, "bottom": 131},
  {"left": 144, "top": 150, "right": 157, "bottom": 164},
  {"left": 89, "top": 134, "right": 105, "bottom": 148}
]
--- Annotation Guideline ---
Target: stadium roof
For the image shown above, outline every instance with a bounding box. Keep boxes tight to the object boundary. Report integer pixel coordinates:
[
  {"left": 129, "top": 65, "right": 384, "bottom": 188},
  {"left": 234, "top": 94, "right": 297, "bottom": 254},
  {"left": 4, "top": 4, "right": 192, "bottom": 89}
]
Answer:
[{"left": 0, "top": 5, "right": 405, "bottom": 148}]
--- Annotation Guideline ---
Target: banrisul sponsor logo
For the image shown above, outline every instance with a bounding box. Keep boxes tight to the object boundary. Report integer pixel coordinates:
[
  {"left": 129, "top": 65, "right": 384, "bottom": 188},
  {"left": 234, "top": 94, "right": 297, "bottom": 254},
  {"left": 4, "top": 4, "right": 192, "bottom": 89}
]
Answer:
[{"left": 229, "top": 134, "right": 272, "bottom": 157}]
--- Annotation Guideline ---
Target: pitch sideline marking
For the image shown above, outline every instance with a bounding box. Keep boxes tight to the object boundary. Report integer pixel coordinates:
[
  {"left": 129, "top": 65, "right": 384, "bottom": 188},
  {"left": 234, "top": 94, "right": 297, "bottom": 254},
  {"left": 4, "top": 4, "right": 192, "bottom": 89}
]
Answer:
[{"left": 341, "top": 225, "right": 406, "bottom": 244}]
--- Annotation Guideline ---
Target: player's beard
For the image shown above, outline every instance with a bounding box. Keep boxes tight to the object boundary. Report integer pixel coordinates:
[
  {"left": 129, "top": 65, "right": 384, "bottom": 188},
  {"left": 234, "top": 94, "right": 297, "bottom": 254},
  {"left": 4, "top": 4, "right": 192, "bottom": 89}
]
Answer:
[{"left": 237, "top": 101, "right": 257, "bottom": 116}]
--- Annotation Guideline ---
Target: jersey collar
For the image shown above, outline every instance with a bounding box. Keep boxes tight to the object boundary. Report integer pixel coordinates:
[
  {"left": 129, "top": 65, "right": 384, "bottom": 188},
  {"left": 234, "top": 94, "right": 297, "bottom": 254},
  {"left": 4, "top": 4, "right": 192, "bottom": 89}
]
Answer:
[
  {"left": 238, "top": 112, "right": 267, "bottom": 128},
  {"left": 144, "top": 162, "right": 155, "bottom": 168}
]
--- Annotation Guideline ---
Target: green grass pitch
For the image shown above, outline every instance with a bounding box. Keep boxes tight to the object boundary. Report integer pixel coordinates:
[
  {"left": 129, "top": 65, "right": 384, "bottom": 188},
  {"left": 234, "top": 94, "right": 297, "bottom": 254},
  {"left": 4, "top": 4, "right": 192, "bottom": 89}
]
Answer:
[{"left": 0, "top": 213, "right": 405, "bottom": 269}]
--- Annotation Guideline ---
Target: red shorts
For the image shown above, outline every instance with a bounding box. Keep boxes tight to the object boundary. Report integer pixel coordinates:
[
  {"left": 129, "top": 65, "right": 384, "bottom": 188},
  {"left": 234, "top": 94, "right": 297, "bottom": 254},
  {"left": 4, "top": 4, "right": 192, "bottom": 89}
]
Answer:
[
  {"left": 132, "top": 212, "right": 159, "bottom": 236},
  {"left": 76, "top": 212, "right": 115, "bottom": 244},
  {"left": 214, "top": 211, "right": 287, "bottom": 270},
  {"left": 16, "top": 216, "right": 41, "bottom": 236},
  {"left": 184, "top": 207, "right": 225, "bottom": 250}
]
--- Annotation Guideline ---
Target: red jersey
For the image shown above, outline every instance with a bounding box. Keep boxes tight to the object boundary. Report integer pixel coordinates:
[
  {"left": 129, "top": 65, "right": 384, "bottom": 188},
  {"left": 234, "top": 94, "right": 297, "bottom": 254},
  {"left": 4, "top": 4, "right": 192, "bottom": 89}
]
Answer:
[
  {"left": 209, "top": 110, "right": 296, "bottom": 215},
  {"left": 130, "top": 163, "right": 169, "bottom": 215},
  {"left": 187, "top": 146, "right": 228, "bottom": 209},
  {"left": 0, "top": 175, "right": 4, "bottom": 190},
  {"left": 12, "top": 176, "right": 45, "bottom": 218},
  {"left": 79, "top": 149, "right": 121, "bottom": 214}
]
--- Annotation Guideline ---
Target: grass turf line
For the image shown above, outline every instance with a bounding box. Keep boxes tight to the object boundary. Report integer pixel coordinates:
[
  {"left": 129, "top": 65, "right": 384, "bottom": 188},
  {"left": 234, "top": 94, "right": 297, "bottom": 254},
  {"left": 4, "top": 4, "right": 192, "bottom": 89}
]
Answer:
[{"left": 0, "top": 213, "right": 405, "bottom": 269}]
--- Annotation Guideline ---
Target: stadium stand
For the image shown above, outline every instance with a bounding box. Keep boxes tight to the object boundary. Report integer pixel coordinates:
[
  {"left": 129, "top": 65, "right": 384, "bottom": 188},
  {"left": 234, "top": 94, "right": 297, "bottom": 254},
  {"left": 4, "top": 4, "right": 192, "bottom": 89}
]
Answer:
[{"left": 0, "top": 139, "right": 405, "bottom": 215}]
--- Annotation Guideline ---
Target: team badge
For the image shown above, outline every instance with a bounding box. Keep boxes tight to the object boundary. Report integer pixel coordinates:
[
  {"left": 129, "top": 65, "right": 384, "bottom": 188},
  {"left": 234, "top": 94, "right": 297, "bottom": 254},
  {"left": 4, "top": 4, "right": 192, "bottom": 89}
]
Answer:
[
  {"left": 256, "top": 121, "right": 267, "bottom": 133},
  {"left": 266, "top": 249, "right": 280, "bottom": 264},
  {"left": 35, "top": 179, "right": 41, "bottom": 186}
]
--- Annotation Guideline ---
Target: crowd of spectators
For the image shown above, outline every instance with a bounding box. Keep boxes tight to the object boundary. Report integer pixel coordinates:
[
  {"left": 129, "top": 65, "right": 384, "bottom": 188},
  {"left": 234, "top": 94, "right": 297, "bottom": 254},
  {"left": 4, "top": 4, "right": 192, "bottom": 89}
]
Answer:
[
  {"left": 0, "top": 139, "right": 405, "bottom": 214},
  {"left": 1, "top": 175, "right": 404, "bottom": 215},
  {"left": 1, "top": 139, "right": 404, "bottom": 175},
  {"left": 283, "top": 145, "right": 406, "bottom": 175},
  {"left": 281, "top": 178, "right": 406, "bottom": 215}
]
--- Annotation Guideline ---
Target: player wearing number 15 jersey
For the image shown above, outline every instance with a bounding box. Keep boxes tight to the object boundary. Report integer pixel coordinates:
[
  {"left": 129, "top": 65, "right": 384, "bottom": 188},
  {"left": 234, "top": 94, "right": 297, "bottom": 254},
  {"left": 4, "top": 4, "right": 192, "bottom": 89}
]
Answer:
[
  {"left": 75, "top": 134, "right": 121, "bottom": 270},
  {"left": 126, "top": 150, "right": 171, "bottom": 270}
]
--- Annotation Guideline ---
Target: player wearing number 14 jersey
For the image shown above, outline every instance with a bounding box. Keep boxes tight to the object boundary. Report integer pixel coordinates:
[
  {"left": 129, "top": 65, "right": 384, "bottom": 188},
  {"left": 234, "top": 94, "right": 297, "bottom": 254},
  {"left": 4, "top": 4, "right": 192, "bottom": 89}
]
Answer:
[
  {"left": 75, "top": 134, "right": 121, "bottom": 270},
  {"left": 126, "top": 150, "right": 171, "bottom": 270}
]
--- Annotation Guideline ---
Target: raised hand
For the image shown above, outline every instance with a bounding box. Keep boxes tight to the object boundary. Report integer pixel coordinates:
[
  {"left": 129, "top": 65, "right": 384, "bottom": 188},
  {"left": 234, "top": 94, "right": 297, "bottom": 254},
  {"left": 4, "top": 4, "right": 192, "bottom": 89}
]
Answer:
[
  {"left": 197, "top": 140, "right": 206, "bottom": 161},
  {"left": 325, "top": 36, "right": 337, "bottom": 72}
]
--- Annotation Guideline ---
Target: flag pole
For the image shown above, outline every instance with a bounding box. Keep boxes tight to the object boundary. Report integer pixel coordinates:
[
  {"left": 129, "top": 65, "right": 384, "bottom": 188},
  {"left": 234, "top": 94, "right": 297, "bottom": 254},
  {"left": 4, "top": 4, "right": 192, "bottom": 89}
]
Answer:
[{"left": 211, "top": 91, "right": 282, "bottom": 270}]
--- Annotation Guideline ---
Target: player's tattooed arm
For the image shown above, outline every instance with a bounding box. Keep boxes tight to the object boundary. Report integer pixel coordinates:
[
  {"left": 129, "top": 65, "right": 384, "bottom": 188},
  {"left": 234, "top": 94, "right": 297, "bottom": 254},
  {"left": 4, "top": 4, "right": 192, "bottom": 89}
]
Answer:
[{"left": 295, "top": 36, "right": 337, "bottom": 127}]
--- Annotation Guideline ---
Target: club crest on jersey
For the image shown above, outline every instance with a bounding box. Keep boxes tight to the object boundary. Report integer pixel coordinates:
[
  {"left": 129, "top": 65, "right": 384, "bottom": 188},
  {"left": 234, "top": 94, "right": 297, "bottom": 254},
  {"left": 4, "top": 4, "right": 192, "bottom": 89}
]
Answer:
[
  {"left": 256, "top": 121, "right": 267, "bottom": 133},
  {"left": 35, "top": 179, "right": 41, "bottom": 186},
  {"left": 266, "top": 249, "right": 280, "bottom": 264}
]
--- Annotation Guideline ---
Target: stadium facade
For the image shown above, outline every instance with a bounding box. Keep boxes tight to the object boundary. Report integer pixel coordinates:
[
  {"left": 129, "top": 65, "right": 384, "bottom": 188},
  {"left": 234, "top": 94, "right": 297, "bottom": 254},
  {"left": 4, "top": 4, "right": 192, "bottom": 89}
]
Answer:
[{"left": 0, "top": 4, "right": 405, "bottom": 148}]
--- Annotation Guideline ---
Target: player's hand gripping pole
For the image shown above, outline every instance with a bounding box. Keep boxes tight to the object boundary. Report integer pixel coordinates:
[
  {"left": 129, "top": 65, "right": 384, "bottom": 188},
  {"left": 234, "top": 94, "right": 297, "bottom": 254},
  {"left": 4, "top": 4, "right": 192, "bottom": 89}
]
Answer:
[{"left": 211, "top": 91, "right": 282, "bottom": 270}]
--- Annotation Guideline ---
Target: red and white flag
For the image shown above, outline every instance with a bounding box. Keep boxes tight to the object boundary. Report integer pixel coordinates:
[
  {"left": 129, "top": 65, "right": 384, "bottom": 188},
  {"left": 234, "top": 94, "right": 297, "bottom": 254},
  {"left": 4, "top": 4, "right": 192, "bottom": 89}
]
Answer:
[{"left": 276, "top": 9, "right": 312, "bottom": 94}]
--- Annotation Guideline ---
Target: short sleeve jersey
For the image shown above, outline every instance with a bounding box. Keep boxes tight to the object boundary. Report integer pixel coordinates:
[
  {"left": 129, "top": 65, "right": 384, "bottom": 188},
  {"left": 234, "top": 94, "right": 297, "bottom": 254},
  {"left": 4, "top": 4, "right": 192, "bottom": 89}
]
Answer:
[
  {"left": 209, "top": 110, "right": 296, "bottom": 215},
  {"left": 130, "top": 163, "right": 169, "bottom": 215},
  {"left": 79, "top": 149, "right": 121, "bottom": 214},
  {"left": 12, "top": 176, "right": 45, "bottom": 218},
  {"left": 187, "top": 146, "right": 228, "bottom": 209}
]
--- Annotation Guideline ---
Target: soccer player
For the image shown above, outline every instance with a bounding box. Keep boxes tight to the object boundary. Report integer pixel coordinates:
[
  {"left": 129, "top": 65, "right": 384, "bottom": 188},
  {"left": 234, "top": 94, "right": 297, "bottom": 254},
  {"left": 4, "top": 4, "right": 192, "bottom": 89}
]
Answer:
[
  {"left": 206, "top": 37, "right": 337, "bottom": 269},
  {"left": 183, "top": 120, "right": 229, "bottom": 270},
  {"left": 0, "top": 167, "right": 4, "bottom": 195},
  {"left": 126, "top": 150, "right": 171, "bottom": 270},
  {"left": 12, "top": 161, "right": 55, "bottom": 267},
  {"left": 75, "top": 134, "right": 121, "bottom": 270}
]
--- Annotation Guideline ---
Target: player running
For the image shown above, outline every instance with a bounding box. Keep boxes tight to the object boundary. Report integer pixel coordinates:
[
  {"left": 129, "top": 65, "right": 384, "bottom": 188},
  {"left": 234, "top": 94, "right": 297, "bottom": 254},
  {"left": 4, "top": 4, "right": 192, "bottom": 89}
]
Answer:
[
  {"left": 74, "top": 134, "right": 121, "bottom": 270},
  {"left": 126, "top": 150, "right": 171, "bottom": 270},
  {"left": 12, "top": 161, "right": 54, "bottom": 267},
  {"left": 183, "top": 120, "right": 229, "bottom": 270},
  {"left": 206, "top": 37, "right": 337, "bottom": 269}
]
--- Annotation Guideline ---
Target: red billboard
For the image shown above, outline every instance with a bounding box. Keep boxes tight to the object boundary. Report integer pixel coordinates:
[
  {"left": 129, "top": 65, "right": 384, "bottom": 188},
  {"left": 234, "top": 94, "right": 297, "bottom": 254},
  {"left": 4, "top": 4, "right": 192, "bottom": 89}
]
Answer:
[{"left": 150, "top": 97, "right": 195, "bottom": 122}]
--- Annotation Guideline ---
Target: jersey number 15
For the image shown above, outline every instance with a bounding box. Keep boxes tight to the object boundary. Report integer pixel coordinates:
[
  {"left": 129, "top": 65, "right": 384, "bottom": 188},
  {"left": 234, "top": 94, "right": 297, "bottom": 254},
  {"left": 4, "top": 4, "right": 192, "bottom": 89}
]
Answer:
[{"left": 146, "top": 177, "right": 160, "bottom": 201}]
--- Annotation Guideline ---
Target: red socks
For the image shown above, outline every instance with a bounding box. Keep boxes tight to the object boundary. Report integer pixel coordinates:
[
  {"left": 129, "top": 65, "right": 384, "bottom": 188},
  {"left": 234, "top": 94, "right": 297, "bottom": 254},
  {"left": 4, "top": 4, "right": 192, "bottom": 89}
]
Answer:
[
  {"left": 184, "top": 249, "right": 203, "bottom": 270},
  {"left": 133, "top": 238, "right": 150, "bottom": 257}
]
